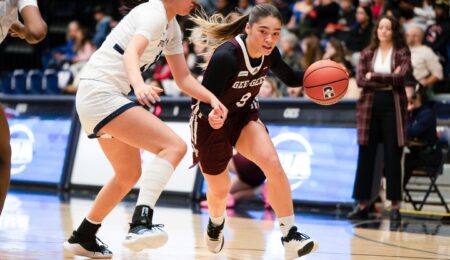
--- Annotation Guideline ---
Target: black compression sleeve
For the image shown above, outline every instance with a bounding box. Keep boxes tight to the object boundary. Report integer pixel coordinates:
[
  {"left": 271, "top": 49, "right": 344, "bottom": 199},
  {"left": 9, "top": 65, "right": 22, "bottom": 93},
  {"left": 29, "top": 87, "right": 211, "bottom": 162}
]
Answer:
[
  {"left": 270, "top": 47, "right": 304, "bottom": 87},
  {"left": 199, "top": 43, "right": 238, "bottom": 115}
]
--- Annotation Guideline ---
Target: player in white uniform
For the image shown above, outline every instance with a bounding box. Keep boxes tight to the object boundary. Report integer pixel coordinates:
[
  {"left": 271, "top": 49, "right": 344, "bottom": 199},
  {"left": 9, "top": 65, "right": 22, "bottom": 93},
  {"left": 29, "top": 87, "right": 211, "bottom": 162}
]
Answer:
[
  {"left": 63, "top": 0, "right": 227, "bottom": 258},
  {"left": 0, "top": 0, "right": 47, "bottom": 216}
]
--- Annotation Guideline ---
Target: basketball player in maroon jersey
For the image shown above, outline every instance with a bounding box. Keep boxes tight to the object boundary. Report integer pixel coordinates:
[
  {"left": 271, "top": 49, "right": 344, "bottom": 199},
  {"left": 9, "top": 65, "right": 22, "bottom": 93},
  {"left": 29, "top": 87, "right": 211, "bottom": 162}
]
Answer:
[{"left": 189, "top": 4, "right": 318, "bottom": 258}]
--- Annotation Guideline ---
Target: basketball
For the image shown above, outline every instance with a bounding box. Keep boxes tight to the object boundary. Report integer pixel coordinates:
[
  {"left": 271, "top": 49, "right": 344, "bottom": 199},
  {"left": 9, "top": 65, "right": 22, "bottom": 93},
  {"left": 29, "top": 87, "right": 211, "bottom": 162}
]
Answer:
[{"left": 303, "top": 60, "right": 349, "bottom": 105}]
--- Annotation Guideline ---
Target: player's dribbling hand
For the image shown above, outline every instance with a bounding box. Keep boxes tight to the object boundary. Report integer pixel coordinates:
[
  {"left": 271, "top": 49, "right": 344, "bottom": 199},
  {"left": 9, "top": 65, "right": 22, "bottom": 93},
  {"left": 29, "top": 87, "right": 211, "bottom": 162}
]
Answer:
[
  {"left": 133, "top": 83, "right": 164, "bottom": 107},
  {"left": 9, "top": 22, "right": 26, "bottom": 40},
  {"left": 208, "top": 105, "right": 226, "bottom": 129}
]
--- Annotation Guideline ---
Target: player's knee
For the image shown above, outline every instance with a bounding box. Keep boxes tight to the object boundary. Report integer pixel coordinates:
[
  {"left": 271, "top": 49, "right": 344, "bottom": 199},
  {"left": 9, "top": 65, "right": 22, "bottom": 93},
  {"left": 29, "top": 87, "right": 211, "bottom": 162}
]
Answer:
[
  {"left": 115, "top": 169, "right": 141, "bottom": 189},
  {"left": 169, "top": 139, "right": 187, "bottom": 160},
  {"left": 259, "top": 155, "right": 280, "bottom": 172},
  {"left": 208, "top": 182, "right": 231, "bottom": 199}
]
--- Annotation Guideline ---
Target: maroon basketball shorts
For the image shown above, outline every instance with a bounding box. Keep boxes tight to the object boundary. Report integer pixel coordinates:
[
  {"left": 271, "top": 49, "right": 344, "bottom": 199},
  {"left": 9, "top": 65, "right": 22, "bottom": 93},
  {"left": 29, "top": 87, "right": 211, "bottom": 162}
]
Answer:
[{"left": 190, "top": 110, "right": 259, "bottom": 175}]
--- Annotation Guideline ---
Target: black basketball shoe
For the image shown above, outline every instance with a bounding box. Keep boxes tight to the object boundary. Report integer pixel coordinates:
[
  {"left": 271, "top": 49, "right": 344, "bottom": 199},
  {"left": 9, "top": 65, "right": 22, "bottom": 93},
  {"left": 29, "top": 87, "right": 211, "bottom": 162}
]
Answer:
[{"left": 63, "top": 230, "right": 112, "bottom": 258}]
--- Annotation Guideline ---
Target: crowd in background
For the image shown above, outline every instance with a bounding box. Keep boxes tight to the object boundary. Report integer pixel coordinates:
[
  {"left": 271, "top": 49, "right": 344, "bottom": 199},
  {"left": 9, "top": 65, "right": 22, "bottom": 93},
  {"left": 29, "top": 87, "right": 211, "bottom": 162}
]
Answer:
[{"left": 2, "top": 0, "right": 446, "bottom": 97}]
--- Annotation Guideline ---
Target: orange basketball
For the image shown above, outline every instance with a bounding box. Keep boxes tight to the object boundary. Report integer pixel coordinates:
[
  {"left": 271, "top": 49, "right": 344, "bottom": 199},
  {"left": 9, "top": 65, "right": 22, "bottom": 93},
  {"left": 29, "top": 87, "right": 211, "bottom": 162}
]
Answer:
[{"left": 303, "top": 60, "right": 349, "bottom": 105}]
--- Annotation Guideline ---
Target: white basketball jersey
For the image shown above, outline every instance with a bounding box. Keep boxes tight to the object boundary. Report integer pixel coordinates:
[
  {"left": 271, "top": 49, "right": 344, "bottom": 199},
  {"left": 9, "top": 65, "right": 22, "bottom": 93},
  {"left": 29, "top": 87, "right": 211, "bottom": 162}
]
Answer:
[
  {"left": 80, "top": 0, "right": 183, "bottom": 94},
  {"left": 0, "top": 0, "right": 38, "bottom": 43}
]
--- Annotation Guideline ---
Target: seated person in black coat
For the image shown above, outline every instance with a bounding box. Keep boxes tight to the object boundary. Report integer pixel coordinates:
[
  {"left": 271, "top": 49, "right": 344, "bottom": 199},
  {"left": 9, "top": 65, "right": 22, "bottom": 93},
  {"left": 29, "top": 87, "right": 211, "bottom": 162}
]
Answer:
[{"left": 404, "top": 81, "right": 442, "bottom": 186}]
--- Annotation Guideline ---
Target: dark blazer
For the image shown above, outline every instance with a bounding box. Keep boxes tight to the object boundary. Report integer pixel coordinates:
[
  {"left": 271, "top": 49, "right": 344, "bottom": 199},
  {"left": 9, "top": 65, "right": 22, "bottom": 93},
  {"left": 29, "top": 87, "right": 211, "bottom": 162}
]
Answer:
[{"left": 356, "top": 46, "right": 412, "bottom": 146}]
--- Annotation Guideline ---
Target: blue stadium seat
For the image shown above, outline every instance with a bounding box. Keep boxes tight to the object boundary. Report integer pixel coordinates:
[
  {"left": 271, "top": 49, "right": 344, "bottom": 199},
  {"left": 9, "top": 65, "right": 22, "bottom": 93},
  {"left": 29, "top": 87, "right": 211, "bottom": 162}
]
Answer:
[
  {"left": 27, "top": 70, "right": 43, "bottom": 95},
  {"left": 0, "top": 72, "right": 12, "bottom": 94},
  {"left": 42, "top": 69, "right": 60, "bottom": 94},
  {"left": 11, "top": 69, "right": 27, "bottom": 95}
]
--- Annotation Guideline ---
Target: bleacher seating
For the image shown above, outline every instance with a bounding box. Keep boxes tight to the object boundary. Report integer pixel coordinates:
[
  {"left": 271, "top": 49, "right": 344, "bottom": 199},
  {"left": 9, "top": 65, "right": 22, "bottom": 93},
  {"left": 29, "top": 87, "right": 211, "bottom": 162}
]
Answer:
[
  {"left": 11, "top": 69, "right": 27, "bottom": 95},
  {"left": 27, "top": 70, "right": 43, "bottom": 94},
  {"left": 42, "top": 69, "right": 60, "bottom": 94}
]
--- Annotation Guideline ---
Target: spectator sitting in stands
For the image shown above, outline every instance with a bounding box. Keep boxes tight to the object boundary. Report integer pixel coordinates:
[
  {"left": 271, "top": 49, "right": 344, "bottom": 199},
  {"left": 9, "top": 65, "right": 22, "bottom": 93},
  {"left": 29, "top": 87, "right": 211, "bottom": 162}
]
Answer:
[
  {"left": 278, "top": 32, "right": 302, "bottom": 94},
  {"left": 346, "top": 6, "right": 373, "bottom": 67},
  {"left": 92, "top": 5, "right": 112, "bottom": 49},
  {"left": 406, "top": 26, "right": 443, "bottom": 90},
  {"left": 44, "top": 21, "right": 80, "bottom": 69},
  {"left": 300, "top": 34, "right": 323, "bottom": 70},
  {"left": 286, "top": 0, "right": 314, "bottom": 30},
  {"left": 324, "top": 0, "right": 356, "bottom": 42},
  {"left": 424, "top": 0, "right": 450, "bottom": 75},
  {"left": 404, "top": 80, "right": 442, "bottom": 186},
  {"left": 323, "top": 38, "right": 353, "bottom": 73},
  {"left": 61, "top": 24, "right": 96, "bottom": 94},
  {"left": 258, "top": 77, "right": 282, "bottom": 98},
  {"left": 301, "top": 0, "right": 340, "bottom": 37},
  {"left": 237, "top": 0, "right": 253, "bottom": 15}
]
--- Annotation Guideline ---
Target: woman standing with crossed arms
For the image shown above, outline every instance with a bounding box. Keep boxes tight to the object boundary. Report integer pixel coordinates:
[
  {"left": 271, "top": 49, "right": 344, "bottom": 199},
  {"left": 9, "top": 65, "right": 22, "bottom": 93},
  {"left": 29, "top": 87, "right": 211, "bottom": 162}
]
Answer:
[
  {"left": 63, "top": 0, "right": 227, "bottom": 258},
  {"left": 189, "top": 4, "right": 318, "bottom": 258}
]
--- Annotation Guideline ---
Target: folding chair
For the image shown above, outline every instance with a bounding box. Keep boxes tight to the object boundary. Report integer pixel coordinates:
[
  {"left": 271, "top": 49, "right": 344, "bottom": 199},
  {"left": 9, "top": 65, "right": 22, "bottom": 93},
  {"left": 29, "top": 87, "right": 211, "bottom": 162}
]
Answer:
[{"left": 404, "top": 144, "right": 450, "bottom": 213}]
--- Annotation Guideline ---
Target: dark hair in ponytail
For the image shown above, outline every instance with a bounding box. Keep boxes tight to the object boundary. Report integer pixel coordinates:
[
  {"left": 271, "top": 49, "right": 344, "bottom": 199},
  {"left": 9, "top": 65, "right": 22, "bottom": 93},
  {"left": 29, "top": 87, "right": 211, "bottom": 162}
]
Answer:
[
  {"left": 190, "top": 4, "right": 282, "bottom": 51},
  {"left": 189, "top": 3, "right": 282, "bottom": 68},
  {"left": 119, "top": 0, "right": 148, "bottom": 16}
]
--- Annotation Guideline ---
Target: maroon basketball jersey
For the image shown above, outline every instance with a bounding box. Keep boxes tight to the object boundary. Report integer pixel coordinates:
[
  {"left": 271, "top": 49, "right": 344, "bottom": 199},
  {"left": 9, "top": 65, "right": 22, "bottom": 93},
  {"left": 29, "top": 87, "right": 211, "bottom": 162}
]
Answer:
[{"left": 196, "top": 35, "right": 272, "bottom": 118}]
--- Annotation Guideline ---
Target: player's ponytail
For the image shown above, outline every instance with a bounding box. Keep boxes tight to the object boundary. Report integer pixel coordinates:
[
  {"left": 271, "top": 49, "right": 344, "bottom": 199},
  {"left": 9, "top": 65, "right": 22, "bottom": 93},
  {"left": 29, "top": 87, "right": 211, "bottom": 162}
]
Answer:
[
  {"left": 119, "top": 0, "right": 148, "bottom": 16},
  {"left": 189, "top": 12, "right": 249, "bottom": 52}
]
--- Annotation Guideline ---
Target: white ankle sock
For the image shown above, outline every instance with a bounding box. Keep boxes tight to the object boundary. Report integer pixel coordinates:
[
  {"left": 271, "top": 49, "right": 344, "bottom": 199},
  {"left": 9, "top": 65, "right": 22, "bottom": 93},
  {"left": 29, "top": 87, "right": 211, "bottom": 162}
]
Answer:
[
  {"left": 210, "top": 215, "right": 225, "bottom": 226},
  {"left": 278, "top": 215, "right": 295, "bottom": 237},
  {"left": 136, "top": 157, "right": 174, "bottom": 208}
]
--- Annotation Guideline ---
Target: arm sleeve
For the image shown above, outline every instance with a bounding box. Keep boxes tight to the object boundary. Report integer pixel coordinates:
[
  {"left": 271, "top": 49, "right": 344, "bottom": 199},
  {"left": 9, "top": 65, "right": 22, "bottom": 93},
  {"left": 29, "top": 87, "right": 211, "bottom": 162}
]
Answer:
[
  {"left": 269, "top": 47, "right": 303, "bottom": 87},
  {"left": 199, "top": 44, "right": 238, "bottom": 115},
  {"left": 18, "top": 0, "right": 38, "bottom": 12}
]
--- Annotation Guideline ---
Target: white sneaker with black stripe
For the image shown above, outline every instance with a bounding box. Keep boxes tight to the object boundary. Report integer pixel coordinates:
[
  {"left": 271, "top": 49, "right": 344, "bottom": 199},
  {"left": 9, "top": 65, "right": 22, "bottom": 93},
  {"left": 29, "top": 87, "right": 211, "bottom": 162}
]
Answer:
[
  {"left": 281, "top": 226, "right": 318, "bottom": 257},
  {"left": 122, "top": 222, "right": 168, "bottom": 252},
  {"left": 122, "top": 205, "right": 168, "bottom": 252}
]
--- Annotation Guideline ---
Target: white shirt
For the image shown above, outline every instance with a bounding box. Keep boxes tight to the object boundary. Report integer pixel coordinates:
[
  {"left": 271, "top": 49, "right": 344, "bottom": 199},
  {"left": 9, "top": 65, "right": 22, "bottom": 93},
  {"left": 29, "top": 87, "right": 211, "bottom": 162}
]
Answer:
[
  {"left": 80, "top": 0, "right": 183, "bottom": 94},
  {"left": 0, "top": 0, "right": 37, "bottom": 43},
  {"left": 410, "top": 45, "right": 443, "bottom": 81},
  {"left": 374, "top": 47, "right": 393, "bottom": 73}
]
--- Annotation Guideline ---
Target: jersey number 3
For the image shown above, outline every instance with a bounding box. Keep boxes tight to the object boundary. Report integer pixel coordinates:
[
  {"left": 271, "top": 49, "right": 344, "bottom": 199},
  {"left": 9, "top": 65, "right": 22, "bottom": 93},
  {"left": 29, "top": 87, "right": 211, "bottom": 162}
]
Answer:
[{"left": 236, "top": 92, "right": 252, "bottom": 107}]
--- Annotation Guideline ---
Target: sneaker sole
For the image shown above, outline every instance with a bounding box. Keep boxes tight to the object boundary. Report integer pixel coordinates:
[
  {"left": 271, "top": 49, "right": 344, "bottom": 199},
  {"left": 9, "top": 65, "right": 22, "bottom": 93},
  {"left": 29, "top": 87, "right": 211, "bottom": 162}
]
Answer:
[
  {"left": 205, "top": 236, "right": 225, "bottom": 254},
  {"left": 63, "top": 241, "right": 112, "bottom": 259},
  {"left": 122, "top": 233, "right": 168, "bottom": 252},
  {"left": 297, "top": 240, "right": 319, "bottom": 257}
]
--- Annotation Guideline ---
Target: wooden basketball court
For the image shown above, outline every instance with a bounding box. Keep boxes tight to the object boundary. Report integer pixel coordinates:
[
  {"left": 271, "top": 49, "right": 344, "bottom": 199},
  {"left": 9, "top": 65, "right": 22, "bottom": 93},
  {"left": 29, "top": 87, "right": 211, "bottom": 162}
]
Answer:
[{"left": 0, "top": 191, "right": 449, "bottom": 259}]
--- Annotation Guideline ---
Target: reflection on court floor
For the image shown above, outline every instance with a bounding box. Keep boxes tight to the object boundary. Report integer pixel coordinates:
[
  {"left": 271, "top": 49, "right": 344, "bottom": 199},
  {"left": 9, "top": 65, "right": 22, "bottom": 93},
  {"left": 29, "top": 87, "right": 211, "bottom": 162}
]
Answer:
[{"left": 0, "top": 191, "right": 449, "bottom": 259}]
